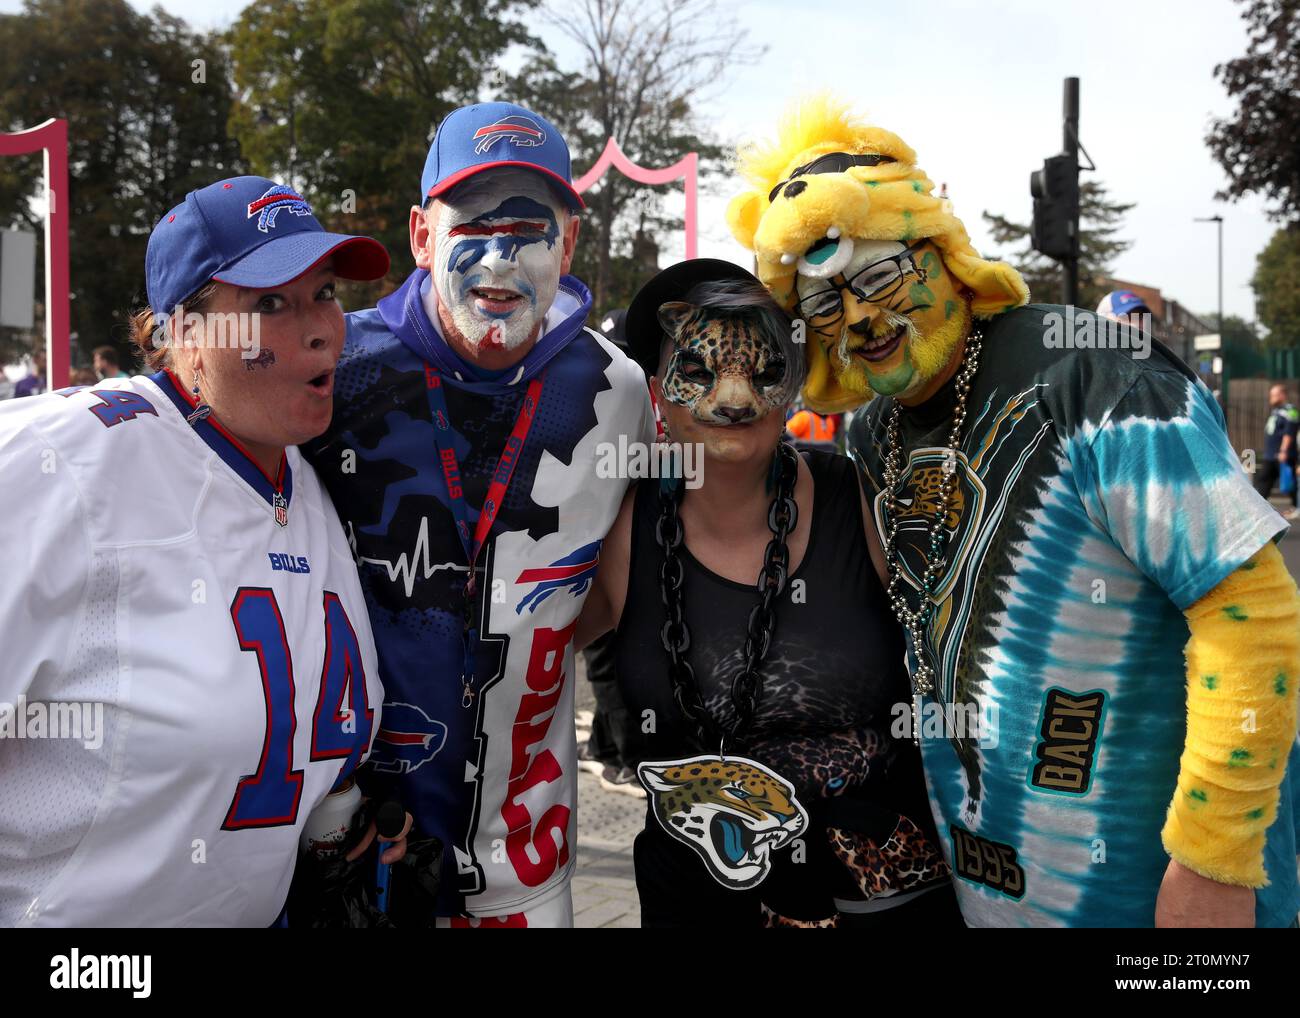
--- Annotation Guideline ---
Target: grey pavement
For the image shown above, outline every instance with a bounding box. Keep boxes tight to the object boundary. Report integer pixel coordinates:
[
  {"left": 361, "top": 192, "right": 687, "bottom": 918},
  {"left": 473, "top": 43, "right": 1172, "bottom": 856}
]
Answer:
[
  {"left": 1274, "top": 495, "right": 1300, "bottom": 577},
  {"left": 572, "top": 653, "right": 644, "bottom": 929}
]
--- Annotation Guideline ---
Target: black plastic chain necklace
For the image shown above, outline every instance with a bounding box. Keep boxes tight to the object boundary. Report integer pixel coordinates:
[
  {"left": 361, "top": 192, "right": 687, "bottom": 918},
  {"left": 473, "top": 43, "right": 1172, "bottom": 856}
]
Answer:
[{"left": 654, "top": 440, "right": 800, "bottom": 755}]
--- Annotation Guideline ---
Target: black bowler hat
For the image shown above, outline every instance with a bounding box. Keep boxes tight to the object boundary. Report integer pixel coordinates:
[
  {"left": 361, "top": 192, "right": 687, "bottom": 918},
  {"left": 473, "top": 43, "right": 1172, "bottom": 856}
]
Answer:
[{"left": 625, "top": 258, "right": 759, "bottom": 378}]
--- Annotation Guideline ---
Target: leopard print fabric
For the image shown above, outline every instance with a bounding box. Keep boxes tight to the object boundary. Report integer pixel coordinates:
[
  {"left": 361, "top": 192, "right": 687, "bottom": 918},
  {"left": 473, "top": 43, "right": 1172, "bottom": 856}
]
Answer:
[
  {"left": 827, "top": 816, "right": 951, "bottom": 899},
  {"left": 761, "top": 904, "right": 839, "bottom": 928},
  {"left": 749, "top": 726, "right": 887, "bottom": 799}
]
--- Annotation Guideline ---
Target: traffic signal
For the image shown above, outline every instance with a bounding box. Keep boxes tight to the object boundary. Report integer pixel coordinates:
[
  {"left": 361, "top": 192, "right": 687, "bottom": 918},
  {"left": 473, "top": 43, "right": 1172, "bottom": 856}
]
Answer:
[{"left": 1030, "top": 154, "right": 1079, "bottom": 261}]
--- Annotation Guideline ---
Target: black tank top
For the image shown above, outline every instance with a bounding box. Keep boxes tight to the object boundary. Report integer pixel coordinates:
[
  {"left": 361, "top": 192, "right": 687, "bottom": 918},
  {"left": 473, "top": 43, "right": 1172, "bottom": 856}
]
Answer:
[
  {"left": 614, "top": 449, "right": 944, "bottom": 925},
  {"left": 615, "top": 448, "right": 909, "bottom": 784}
]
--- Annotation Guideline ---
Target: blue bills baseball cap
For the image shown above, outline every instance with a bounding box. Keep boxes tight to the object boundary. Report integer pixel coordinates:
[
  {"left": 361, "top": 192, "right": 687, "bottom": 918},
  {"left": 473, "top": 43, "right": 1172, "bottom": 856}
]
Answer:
[
  {"left": 421, "top": 101, "right": 585, "bottom": 211},
  {"left": 1096, "top": 289, "right": 1152, "bottom": 319},
  {"left": 145, "top": 175, "right": 390, "bottom": 316}
]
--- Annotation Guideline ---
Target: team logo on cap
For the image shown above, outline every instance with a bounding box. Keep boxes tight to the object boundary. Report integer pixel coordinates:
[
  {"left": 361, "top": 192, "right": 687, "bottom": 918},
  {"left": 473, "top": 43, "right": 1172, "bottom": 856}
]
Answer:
[
  {"left": 472, "top": 115, "right": 546, "bottom": 155},
  {"left": 246, "top": 184, "right": 313, "bottom": 233}
]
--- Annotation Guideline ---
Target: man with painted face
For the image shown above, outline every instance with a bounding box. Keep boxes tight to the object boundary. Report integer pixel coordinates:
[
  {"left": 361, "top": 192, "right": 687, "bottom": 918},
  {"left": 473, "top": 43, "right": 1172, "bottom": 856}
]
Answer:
[
  {"left": 728, "top": 97, "right": 1300, "bottom": 928},
  {"left": 304, "top": 102, "right": 654, "bottom": 926}
]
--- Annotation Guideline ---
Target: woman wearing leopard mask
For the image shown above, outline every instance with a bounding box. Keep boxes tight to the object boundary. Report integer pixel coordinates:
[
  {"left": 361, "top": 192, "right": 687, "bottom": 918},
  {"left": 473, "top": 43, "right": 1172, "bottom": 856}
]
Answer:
[{"left": 577, "top": 259, "right": 959, "bottom": 927}]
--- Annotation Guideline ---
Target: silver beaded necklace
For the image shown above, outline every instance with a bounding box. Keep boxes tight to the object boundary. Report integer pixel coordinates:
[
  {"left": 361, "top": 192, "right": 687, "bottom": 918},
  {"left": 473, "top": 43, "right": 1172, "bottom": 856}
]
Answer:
[{"left": 880, "top": 324, "right": 983, "bottom": 743}]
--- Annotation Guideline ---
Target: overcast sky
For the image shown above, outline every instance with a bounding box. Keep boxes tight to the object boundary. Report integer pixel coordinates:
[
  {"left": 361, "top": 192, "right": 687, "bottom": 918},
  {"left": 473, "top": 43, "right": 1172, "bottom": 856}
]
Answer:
[{"left": 2, "top": 0, "right": 1278, "bottom": 323}]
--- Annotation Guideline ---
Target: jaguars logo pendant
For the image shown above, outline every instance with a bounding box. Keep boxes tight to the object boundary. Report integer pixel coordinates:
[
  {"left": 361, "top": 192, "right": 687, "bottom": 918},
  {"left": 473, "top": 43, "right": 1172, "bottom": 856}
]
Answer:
[{"left": 638, "top": 754, "right": 808, "bottom": 890}]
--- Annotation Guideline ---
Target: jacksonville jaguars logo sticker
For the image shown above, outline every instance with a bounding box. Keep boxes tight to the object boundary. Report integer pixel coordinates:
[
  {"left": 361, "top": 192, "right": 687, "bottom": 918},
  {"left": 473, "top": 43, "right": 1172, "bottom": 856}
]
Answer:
[{"left": 638, "top": 754, "right": 808, "bottom": 890}]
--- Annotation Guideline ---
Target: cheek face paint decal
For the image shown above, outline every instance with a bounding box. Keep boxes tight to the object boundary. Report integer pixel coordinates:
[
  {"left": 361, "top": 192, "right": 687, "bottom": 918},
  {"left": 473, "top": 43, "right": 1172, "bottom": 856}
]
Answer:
[
  {"left": 433, "top": 169, "right": 565, "bottom": 352},
  {"left": 243, "top": 349, "right": 276, "bottom": 371}
]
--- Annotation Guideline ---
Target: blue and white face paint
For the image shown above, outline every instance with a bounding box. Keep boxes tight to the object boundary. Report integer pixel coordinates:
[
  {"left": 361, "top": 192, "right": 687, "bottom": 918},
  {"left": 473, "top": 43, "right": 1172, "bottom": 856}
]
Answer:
[{"left": 432, "top": 168, "right": 566, "bottom": 352}]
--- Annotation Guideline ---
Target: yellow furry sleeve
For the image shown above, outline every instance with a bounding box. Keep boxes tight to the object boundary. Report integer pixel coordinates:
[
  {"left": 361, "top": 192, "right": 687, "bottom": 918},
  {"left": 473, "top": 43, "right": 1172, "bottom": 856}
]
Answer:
[{"left": 1161, "top": 542, "right": 1300, "bottom": 886}]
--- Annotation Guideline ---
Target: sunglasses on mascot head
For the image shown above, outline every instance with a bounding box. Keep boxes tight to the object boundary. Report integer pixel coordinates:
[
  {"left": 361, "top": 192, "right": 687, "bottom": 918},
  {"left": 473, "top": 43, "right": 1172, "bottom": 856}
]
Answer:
[{"left": 797, "top": 239, "right": 928, "bottom": 322}]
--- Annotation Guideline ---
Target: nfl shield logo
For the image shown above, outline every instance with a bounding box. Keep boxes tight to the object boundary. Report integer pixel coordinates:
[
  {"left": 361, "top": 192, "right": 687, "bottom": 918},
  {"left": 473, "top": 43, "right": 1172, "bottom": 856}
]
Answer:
[{"left": 273, "top": 492, "right": 289, "bottom": 528}]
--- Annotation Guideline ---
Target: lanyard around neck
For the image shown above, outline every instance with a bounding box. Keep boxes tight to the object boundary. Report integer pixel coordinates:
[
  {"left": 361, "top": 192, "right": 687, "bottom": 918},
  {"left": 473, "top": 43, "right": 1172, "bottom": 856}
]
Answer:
[{"left": 423, "top": 364, "right": 546, "bottom": 595}]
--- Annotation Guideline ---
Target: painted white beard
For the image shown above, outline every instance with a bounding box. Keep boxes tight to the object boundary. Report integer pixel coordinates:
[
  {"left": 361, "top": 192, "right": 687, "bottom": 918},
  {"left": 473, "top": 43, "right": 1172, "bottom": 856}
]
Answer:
[
  {"left": 444, "top": 290, "right": 544, "bottom": 351},
  {"left": 431, "top": 169, "right": 565, "bottom": 354}
]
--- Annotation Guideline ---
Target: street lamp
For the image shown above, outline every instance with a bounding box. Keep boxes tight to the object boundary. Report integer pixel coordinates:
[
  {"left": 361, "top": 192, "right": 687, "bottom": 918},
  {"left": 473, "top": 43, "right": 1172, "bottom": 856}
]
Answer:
[{"left": 1194, "top": 214, "right": 1224, "bottom": 331}]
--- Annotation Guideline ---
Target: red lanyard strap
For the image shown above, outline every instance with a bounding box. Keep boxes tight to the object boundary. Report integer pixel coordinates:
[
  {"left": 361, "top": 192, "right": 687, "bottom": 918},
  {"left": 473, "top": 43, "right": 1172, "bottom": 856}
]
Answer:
[{"left": 425, "top": 365, "right": 546, "bottom": 594}]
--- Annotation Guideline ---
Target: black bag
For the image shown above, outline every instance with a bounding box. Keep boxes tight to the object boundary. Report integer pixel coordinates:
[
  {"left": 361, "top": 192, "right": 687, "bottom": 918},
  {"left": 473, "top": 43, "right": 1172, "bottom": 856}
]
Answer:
[{"left": 285, "top": 799, "right": 443, "bottom": 928}]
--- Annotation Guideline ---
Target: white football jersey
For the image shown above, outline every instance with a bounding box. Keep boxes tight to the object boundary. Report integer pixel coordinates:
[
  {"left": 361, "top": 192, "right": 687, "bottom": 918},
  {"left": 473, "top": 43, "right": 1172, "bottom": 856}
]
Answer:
[{"left": 0, "top": 371, "right": 382, "bottom": 927}]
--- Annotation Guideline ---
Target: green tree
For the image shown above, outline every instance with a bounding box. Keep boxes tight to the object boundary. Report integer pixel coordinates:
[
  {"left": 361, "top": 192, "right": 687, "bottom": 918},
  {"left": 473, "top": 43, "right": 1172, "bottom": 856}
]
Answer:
[
  {"left": 1207, "top": 0, "right": 1300, "bottom": 222},
  {"left": 508, "top": 0, "right": 761, "bottom": 316},
  {"left": 1252, "top": 226, "right": 1300, "bottom": 347},
  {"left": 0, "top": 0, "right": 241, "bottom": 366},
  {"left": 226, "top": 0, "right": 538, "bottom": 309},
  {"left": 982, "top": 180, "right": 1135, "bottom": 309}
]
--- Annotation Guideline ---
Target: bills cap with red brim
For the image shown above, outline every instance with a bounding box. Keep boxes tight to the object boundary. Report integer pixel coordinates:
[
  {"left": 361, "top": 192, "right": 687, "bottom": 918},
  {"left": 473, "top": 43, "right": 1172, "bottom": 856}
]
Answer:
[
  {"left": 146, "top": 175, "right": 390, "bottom": 316},
  {"left": 421, "top": 101, "right": 585, "bottom": 211}
]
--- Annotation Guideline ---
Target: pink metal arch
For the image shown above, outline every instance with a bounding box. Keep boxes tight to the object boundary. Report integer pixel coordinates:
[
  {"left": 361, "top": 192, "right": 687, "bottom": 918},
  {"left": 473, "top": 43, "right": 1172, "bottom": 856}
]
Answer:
[
  {"left": 0, "top": 118, "right": 70, "bottom": 389},
  {"left": 574, "top": 137, "right": 698, "bottom": 260}
]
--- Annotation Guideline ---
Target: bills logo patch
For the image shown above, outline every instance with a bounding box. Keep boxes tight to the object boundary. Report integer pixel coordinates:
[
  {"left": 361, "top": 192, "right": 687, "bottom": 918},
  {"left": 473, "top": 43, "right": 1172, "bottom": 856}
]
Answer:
[
  {"left": 370, "top": 702, "right": 448, "bottom": 774},
  {"left": 247, "top": 185, "right": 313, "bottom": 233},
  {"left": 514, "top": 541, "right": 600, "bottom": 614},
  {"left": 472, "top": 115, "right": 546, "bottom": 155}
]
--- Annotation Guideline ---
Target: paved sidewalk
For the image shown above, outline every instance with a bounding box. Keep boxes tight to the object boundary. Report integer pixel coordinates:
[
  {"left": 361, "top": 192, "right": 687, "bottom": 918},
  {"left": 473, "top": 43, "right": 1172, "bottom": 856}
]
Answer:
[
  {"left": 573, "top": 769, "right": 642, "bottom": 928},
  {"left": 572, "top": 657, "right": 644, "bottom": 928}
]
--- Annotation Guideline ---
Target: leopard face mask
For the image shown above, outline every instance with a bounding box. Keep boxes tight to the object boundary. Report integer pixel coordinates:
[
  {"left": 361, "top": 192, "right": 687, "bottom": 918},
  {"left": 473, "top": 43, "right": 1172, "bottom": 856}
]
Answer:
[{"left": 656, "top": 301, "right": 800, "bottom": 425}]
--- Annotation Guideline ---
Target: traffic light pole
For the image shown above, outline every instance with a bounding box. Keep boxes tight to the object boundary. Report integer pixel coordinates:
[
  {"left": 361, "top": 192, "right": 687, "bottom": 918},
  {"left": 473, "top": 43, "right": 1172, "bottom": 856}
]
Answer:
[
  {"left": 1030, "top": 77, "right": 1087, "bottom": 302},
  {"left": 1063, "top": 78, "right": 1080, "bottom": 307}
]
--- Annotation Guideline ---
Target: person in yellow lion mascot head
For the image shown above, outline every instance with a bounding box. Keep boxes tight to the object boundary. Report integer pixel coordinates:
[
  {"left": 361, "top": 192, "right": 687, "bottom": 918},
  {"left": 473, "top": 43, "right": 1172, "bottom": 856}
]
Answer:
[
  {"left": 725, "top": 96, "right": 1300, "bottom": 931},
  {"left": 726, "top": 96, "right": 1027, "bottom": 411}
]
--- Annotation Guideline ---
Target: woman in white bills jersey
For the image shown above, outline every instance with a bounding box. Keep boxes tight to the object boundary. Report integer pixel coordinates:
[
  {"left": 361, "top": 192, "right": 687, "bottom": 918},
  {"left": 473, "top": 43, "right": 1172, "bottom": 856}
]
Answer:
[{"left": 0, "top": 176, "right": 403, "bottom": 927}]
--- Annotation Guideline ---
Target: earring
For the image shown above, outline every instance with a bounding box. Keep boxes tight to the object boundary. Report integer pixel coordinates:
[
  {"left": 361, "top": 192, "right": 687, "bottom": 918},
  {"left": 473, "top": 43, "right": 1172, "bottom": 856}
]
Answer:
[{"left": 186, "top": 368, "right": 212, "bottom": 426}]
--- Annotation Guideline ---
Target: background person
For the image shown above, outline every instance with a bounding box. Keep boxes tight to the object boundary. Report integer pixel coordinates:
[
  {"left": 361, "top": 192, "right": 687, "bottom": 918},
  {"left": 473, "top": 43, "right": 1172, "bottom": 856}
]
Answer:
[
  {"left": 784, "top": 405, "right": 841, "bottom": 453},
  {"left": 1253, "top": 382, "right": 1300, "bottom": 522},
  {"left": 92, "top": 345, "right": 130, "bottom": 380},
  {"left": 12, "top": 350, "right": 46, "bottom": 398},
  {"left": 1095, "top": 289, "right": 1153, "bottom": 329}
]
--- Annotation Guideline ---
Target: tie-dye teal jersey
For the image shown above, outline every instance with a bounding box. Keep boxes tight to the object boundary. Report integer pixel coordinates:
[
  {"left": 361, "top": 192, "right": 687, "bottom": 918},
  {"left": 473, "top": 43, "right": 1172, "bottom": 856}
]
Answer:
[{"left": 848, "top": 304, "right": 1298, "bottom": 927}]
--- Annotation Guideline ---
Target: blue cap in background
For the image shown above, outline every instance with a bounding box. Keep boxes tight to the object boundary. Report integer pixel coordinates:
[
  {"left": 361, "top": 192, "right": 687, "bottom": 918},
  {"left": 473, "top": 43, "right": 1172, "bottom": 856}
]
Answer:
[{"left": 1096, "top": 289, "right": 1153, "bottom": 319}]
